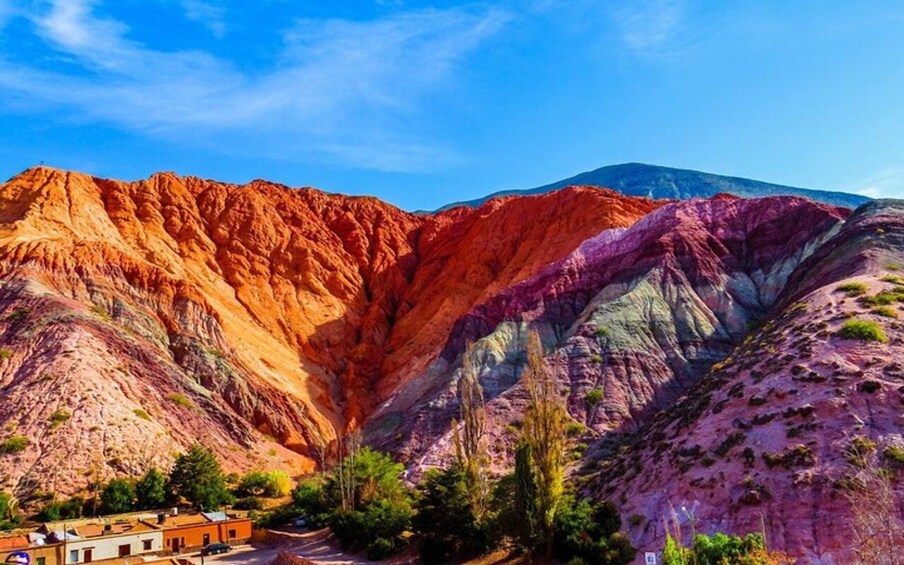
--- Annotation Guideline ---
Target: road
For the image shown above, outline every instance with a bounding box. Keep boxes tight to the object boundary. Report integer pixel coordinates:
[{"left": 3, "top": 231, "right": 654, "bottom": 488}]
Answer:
[{"left": 182, "top": 530, "right": 415, "bottom": 565}]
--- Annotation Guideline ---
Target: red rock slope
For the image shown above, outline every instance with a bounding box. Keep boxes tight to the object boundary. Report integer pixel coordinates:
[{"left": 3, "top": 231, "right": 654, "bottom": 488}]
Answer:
[{"left": 0, "top": 167, "right": 660, "bottom": 495}]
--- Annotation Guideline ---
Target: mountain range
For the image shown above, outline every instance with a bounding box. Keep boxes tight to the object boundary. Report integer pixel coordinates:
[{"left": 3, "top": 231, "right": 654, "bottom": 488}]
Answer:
[
  {"left": 0, "top": 165, "right": 899, "bottom": 562},
  {"left": 439, "top": 163, "right": 869, "bottom": 210}
]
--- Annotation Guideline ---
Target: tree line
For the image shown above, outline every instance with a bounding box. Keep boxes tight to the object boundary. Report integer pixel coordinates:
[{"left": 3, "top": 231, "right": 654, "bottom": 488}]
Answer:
[
  {"left": 288, "top": 330, "right": 637, "bottom": 564},
  {"left": 0, "top": 444, "right": 292, "bottom": 526}
]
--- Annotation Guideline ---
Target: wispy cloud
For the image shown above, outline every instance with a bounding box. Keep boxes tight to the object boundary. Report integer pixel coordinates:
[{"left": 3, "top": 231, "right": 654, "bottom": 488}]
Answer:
[
  {"left": 180, "top": 0, "right": 226, "bottom": 38},
  {"left": 611, "top": 0, "right": 687, "bottom": 53},
  {"left": 0, "top": 0, "right": 508, "bottom": 172},
  {"left": 849, "top": 168, "right": 904, "bottom": 199}
]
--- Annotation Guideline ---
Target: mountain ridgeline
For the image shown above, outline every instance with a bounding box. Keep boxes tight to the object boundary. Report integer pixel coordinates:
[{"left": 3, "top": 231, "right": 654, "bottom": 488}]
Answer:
[{"left": 440, "top": 162, "right": 869, "bottom": 210}]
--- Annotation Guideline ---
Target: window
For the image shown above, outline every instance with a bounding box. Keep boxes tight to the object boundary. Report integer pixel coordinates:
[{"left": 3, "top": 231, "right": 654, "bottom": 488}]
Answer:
[
  {"left": 118, "top": 544, "right": 131, "bottom": 558},
  {"left": 69, "top": 550, "right": 79, "bottom": 564},
  {"left": 228, "top": 529, "right": 236, "bottom": 540},
  {"left": 143, "top": 540, "right": 153, "bottom": 551},
  {"left": 37, "top": 558, "right": 46, "bottom": 565}
]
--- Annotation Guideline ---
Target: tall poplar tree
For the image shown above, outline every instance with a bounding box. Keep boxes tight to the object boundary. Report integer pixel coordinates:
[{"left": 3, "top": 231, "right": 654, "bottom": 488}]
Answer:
[
  {"left": 455, "top": 342, "right": 488, "bottom": 518},
  {"left": 522, "top": 329, "right": 566, "bottom": 559}
]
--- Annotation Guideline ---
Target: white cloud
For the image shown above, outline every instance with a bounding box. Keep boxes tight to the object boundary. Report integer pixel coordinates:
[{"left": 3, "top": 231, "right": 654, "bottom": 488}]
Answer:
[
  {"left": 180, "top": 0, "right": 226, "bottom": 38},
  {"left": 611, "top": 0, "right": 687, "bottom": 52},
  {"left": 0, "top": 0, "right": 508, "bottom": 172},
  {"left": 849, "top": 168, "right": 904, "bottom": 199}
]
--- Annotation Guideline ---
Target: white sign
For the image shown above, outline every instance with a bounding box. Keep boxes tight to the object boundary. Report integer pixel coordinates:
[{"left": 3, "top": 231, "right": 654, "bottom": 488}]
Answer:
[{"left": 645, "top": 553, "right": 657, "bottom": 565}]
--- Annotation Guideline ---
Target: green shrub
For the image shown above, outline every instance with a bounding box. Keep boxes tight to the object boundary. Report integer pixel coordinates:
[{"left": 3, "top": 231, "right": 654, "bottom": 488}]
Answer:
[
  {"left": 49, "top": 409, "right": 71, "bottom": 428},
  {"left": 133, "top": 409, "right": 152, "bottom": 421},
  {"left": 0, "top": 349, "right": 11, "bottom": 361},
  {"left": 367, "top": 537, "right": 397, "bottom": 561},
  {"left": 837, "top": 319, "right": 888, "bottom": 343},
  {"left": 594, "top": 327, "right": 609, "bottom": 337},
  {"left": 763, "top": 445, "right": 815, "bottom": 469},
  {"left": 90, "top": 305, "right": 111, "bottom": 321},
  {"left": 167, "top": 393, "right": 194, "bottom": 408},
  {"left": 883, "top": 445, "right": 904, "bottom": 470},
  {"left": 0, "top": 436, "right": 28, "bottom": 455},
  {"left": 846, "top": 436, "right": 877, "bottom": 468},
  {"left": 872, "top": 306, "right": 898, "bottom": 318},
  {"left": 836, "top": 282, "right": 868, "bottom": 296},
  {"left": 861, "top": 290, "right": 904, "bottom": 306},
  {"left": 584, "top": 388, "right": 604, "bottom": 408},
  {"left": 629, "top": 514, "right": 645, "bottom": 527},
  {"left": 6, "top": 308, "right": 29, "bottom": 323},
  {"left": 566, "top": 422, "right": 585, "bottom": 437},
  {"left": 880, "top": 275, "right": 904, "bottom": 285}
]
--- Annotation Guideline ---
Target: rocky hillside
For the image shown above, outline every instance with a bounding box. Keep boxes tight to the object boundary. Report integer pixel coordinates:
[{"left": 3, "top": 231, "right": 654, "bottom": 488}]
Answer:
[
  {"left": 371, "top": 195, "right": 848, "bottom": 471},
  {"left": 587, "top": 199, "right": 904, "bottom": 563},
  {"left": 441, "top": 163, "right": 869, "bottom": 210},
  {"left": 0, "top": 167, "right": 657, "bottom": 496}
]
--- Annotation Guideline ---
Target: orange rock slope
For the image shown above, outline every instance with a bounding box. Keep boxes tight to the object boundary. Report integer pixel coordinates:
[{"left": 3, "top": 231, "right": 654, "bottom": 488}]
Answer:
[{"left": 0, "top": 167, "right": 660, "bottom": 493}]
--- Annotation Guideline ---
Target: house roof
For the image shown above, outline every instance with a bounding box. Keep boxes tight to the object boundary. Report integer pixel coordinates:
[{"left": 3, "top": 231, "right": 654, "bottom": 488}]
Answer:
[
  {"left": 158, "top": 514, "right": 208, "bottom": 527},
  {"left": 76, "top": 521, "right": 157, "bottom": 538},
  {"left": 0, "top": 536, "right": 29, "bottom": 550},
  {"left": 200, "top": 512, "right": 227, "bottom": 523}
]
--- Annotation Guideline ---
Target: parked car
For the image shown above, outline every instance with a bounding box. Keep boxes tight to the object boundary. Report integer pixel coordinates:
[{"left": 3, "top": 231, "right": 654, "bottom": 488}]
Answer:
[{"left": 201, "top": 543, "right": 233, "bottom": 556}]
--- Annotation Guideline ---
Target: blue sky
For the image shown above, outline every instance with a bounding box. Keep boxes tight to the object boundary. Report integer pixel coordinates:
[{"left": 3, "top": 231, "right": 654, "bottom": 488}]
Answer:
[{"left": 0, "top": 1, "right": 903, "bottom": 210}]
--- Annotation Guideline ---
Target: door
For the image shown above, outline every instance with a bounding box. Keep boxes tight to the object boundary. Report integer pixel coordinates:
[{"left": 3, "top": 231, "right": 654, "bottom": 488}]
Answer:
[
  {"left": 84, "top": 549, "right": 93, "bottom": 564},
  {"left": 203, "top": 533, "right": 210, "bottom": 546},
  {"left": 172, "top": 538, "right": 180, "bottom": 553},
  {"left": 118, "top": 544, "right": 131, "bottom": 558}
]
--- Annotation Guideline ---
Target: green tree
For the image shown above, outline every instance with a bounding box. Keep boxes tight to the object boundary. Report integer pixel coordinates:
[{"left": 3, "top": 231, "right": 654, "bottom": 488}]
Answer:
[
  {"left": 693, "top": 533, "right": 765, "bottom": 565},
  {"left": 513, "top": 442, "right": 540, "bottom": 553},
  {"left": 453, "top": 342, "right": 489, "bottom": 519},
  {"left": 135, "top": 468, "right": 167, "bottom": 509},
  {"left": 38, "top": 497, "right": 84, "bottom": 522},
  {"left": 323, "top": 447, "right": 411, "bottom": 559},
  {"left": 100, "top": 479, "right": 135, "bottom": 515},
  {"left": 326, "top": 447, "right": 406, "bottom": 509},
  {"left": 291, "top": 478, "right": 331, "bottom": 529},
  {"left": 0, "top": 492, "right": 21, "bottom": 531},
  {"left": 522, "top": 330, "right": 567, "bottom": 558},
  {"left": 413, "top": 465, "right": 482, "bottom": 563},
  {"left": 168, "top": 444, "right": 233, "bottom": 510},
  {"left": 553, "top": 496, "right": 635, "bottom": 565},
  {"left": 237, "top": 470, "right": 292, "bottom": 498},
  {"left": 662, "top": 534, "right": 691, "bottom": 565}
]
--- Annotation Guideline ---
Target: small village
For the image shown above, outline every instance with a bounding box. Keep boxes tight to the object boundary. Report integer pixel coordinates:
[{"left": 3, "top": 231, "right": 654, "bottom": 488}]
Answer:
[{"left": 0, "top": 509, "right": 253, "bottom": 565}]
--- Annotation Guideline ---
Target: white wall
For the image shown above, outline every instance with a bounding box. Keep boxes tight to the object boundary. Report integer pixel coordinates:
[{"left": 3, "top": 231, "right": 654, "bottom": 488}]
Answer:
[{"left": 64, "top": 531, "right": 164, "bottom": 564}]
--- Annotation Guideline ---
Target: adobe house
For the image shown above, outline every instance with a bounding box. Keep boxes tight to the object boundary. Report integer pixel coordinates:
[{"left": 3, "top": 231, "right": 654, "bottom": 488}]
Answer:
[
  {"left": 40, "top": 519, "right": 164, "bottom": 564},
  {"left": 158, "top": 513, "right": 251, "bottom": 554},
  {"left": 0, "top": 534, "right": 65, "bottom": 565}
]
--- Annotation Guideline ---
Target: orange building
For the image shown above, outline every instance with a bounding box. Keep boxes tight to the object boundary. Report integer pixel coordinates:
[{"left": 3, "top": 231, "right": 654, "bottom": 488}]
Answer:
[
  {"left": 0, "top": 537, "right": 64, "bottom": 565},
  {"left": 158, "top": 514, "right": 251, "bottom": 554}
]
